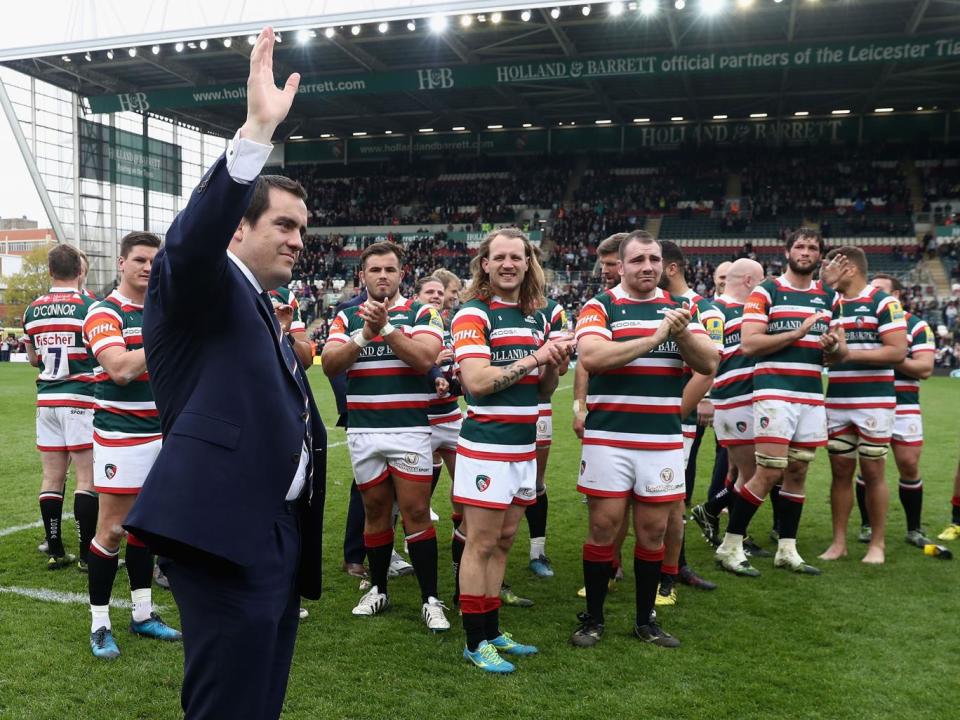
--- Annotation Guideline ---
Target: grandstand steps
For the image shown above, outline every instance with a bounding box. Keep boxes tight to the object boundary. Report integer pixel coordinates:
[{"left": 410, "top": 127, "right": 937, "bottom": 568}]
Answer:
[
  {"left": 902, "top": 158, "right": 925, "bottom": 213},
  {"left": 926, "top": 256, "right": 952, "bottom": 298},
  {"left": 725, "top": 173, "right": 741, "bottom": 199},
  {"left": 645, "top": 216, "right": 663, "bottom": 239},
  {"left": 563, "top": 156, "right": 590, "bottom": 204}
]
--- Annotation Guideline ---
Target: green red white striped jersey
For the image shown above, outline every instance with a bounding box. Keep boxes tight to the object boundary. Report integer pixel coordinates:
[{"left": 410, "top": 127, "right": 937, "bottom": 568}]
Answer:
[
  {"left": 681, "top": 289, "right": 724, "bottom": 425},
  {"left": 427, "top": 324, "right": 462, "bottom": 425},
  {"left": 575, "top": 285, "right": 708, "bottom": 451},
  {"left": 452, "top": 296, "right": 549, "bottom": 461},
  {"left": 537, "top": 298, "right": 569, "bottom": 418},
  {"left": 743, "top": 276, "right": 837, "bottom": 406},
  {"left": 826, "top": 285, "right": 906, "bottom": 410},
  {"left": 268, "top": 285, "right": 305, "bottom": 333},
  {"left": 327, "top": 297, "right": 443, "bottom": 433},
  {"left": 895, "top": 312, "right": 934, "bottom": 413},
  {"left": 83, "top": 290, "right": 161, "bottom": 443},
  {"left": 22, "top": 286, "right": 97, "bottom": 408},
  {"left": 711, "top": 295, "right": 755, "bottom": 409}
]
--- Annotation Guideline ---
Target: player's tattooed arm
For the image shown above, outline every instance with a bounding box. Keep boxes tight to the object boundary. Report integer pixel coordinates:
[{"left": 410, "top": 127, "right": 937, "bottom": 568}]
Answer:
[{"left": 491, "top": 359, "right": 536, "bottom": 394}]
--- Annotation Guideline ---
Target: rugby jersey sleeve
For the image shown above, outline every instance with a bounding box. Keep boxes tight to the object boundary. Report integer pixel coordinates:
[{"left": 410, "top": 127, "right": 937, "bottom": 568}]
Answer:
[
  {"left": 686, "top": 302, "right": 708, "bottom": 338},
  {"left": 911, "top": 319, "right": 935, "bottom": 354},
  {"left": 411, "top": 304, "right": 445, "bottom": 340},
  {"left": 83, "top": 304, "right": 125, "bottom": 358},
  {"left": 21, "top": 305, "right": 33, "bottom": 345},
  {"left": 325, "top": 310, "right": 351, "bottom": 345},
  {"left": 574, "top": 298, "right": 611, "bottom": 341},
  {"left": 742, "top": 284, "right": 772, "bottom": 326},
  {"left": 550, "top": 303, "right": 567, "bottom": 337},
  {"left": 876, "top": 295, "right": 907, "bottom": 336},
  {"left": 452, "top": 306, "right": 490, "bottom": 361}
]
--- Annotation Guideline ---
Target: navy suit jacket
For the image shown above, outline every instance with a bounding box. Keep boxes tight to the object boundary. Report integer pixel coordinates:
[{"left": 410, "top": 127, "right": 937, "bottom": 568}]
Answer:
[{"left": 125, "top": 155, "right": 327, "bottom": 600}]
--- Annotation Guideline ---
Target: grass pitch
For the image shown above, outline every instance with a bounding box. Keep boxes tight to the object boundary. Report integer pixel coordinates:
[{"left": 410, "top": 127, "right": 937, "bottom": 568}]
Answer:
[{"left": 0, "top": 362, "right": 956, "bottom": 719}]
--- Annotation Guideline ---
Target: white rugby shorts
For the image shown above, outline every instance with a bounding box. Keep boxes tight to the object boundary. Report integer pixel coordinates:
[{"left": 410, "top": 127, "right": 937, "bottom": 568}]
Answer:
[
  {"left": 93, "top": 436, "right": 162, "bottom": 494},
  {"left": 36, "top": 406, "right": 93, "bottom": 452},
  {"left": 347, "top": 431, "right": 433, "bottom": 488},
  {"left": 753, "top": 399, "right": 828, "bottom": 448},
  {"left": 714, "top": 405, "right": 755, "bottom": 448},
  {"left": 453, "top": 454, "right": 536, "bottom": 510},
  {"left": 578, "top": 444, "right": 685, "bottom": 503},
  {"left": 827, "top": 406, "right": 895, "bottom": 445}
]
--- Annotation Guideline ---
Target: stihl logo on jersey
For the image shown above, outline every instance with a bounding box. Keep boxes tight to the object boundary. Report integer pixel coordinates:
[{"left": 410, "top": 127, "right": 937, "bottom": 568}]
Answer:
[
  {"left": 104, "top": 464, "right": 117, "bottom": 479},
  {"left": 453, "top": 328, "right": 481, "bottom": 343},
  {"left": 88, "top": 322, "right": 116, "bottom": 338},
  {"left": 475, "top": 474, "right": 491, "bottom": 492}
]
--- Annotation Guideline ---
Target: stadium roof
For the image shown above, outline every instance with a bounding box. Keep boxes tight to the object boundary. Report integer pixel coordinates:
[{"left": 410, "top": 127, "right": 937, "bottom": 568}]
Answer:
[{"left": 4, "top": 0, "right": 960, "bottom": 140}]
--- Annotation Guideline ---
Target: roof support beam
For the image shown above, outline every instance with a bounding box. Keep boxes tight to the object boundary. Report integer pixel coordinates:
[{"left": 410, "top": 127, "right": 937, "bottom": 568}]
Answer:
[{"left": 906, "top": 0, "right": 931, "bottom": 35}]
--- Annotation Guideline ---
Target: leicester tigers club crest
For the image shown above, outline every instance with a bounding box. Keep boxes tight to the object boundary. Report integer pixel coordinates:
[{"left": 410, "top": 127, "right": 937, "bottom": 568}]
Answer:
[
  {"left": 476, "top": 474, "right": 491, "bottom": 492},
  {"left": 660, "top": 468, "right": 673, "bottom": 483},
  {"left": 736, "top": 421, "right": 747, "bottom": 433},
  {"left": 105, "top": 464, "right": 117, "bottom": 480},
  {"left": 404, "top": 452, "right": 418, "bottom": 467},
  {"left": 759, "top": 416, "right": 770, "bottom": 430}
]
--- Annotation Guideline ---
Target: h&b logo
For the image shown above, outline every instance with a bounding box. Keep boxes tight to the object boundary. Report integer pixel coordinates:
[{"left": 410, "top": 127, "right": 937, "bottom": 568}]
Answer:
[
  {"left": 117, "top": 92, "right": 150, "bottom": 112},
  {"left": 417, "top": 68, "right": 454, "bottom": 90}
]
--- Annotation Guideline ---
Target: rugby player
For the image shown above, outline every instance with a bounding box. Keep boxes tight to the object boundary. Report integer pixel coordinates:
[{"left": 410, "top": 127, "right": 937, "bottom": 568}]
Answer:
[
  {"left": 573, "top": 234, "right": 628, "bottom": 598},
  {"left": 83, "top": 232, "right": 181, "bottom": 658},
  {"left": 571, "top": 230, "right": 717, "bottom": 649},
  {"left": 715, "top": 229, "right": 835, "bottom": 577},
  {"left": 452, "top": 228, "right": 572, "bottom": 672},
  {"left": 713, "top": 261, "right": 732, "bottom": 297},
  {"left": 655, "top": 241, "right": 724, "bottom": 603},
  {"left": 853, "top": 274, "right": 935, "bottom": 550},
  {"left": 691, "top": 259, "right": 766, "bottom": 543},
  {"left": 819, "top": 248, "right": 907, "bottom": 565},
  {"left": 78, "top": 249, "right": 99, "bottom": 300},
  {"left": 22, "top": 244, "right": 98, "bottom": 570},
  {"left": 321, "top": 242, "right": 449, "bottom": 630}
]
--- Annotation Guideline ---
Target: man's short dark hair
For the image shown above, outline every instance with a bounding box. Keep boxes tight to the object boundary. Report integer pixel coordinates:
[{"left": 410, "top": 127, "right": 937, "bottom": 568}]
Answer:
[
  {"left": 786, "top": 228, "right": 825, "bottom": 252},
  {"left": 618, "top": 230, "right": 660, "bottom": 261},
  {"left": 48, "top": 244, "right": 82, "bottom": 281},
  {"left": 659, "top": 240, "right": 685, "bottom": 270},
  {"left": 242, "top": 175, "right": 308, "bottom": 228},
  {"left": 826, "top": 245, "right": 868, "bottom": 276},
  {"left": 872, "top": 272, "right": 903, "bottom": 294},
  {"left": 120, "top": 231, "right": 161, "bottom": 259},
  {"left": 596, "top": 232, "right": 628, "bottom": 258},
  {"left": 360, "top": 241, "right": 404, "bottom": 269}
]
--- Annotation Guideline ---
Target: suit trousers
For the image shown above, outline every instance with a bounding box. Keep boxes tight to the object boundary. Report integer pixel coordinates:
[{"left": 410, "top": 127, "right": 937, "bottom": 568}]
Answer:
[
  {"left": 161, "top": 505, "right": 301, "bottom": 720},
  {"left": 343, "top": 478, "right": 366, "bottom": 565}
]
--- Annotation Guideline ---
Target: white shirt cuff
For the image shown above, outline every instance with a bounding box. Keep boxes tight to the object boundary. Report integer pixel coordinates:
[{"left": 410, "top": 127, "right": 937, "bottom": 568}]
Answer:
[{"left": 226, "top": 129, "right": 272, "bottom": 184}]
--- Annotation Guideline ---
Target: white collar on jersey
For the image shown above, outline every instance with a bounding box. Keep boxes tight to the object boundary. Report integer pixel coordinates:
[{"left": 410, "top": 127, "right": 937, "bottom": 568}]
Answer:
[
  {"left": 612, "top": 284, "right": 664, "bottom": 302},
  {"left": 227, "top": 250, "right": 263, "bottom": 294},
  {"left": 490, "top": 295, "right": 519, "bottom": 306},
  {"left": 776, "top": 274, "right": 818, "bottom": 292},
  {"left": 717, "top": 293, "right": 743, "bottom": 306},
  {"left": 48, "top": 286, "right": 79, "bottom": 293}
]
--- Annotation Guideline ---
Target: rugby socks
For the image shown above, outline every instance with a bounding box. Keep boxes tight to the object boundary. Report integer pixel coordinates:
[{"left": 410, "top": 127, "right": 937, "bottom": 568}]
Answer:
[
  {"left": 406, "top": 526, "right": 439, "bottom": 603},
  {"left": 776, "top": 490, "right": 805, "bottom": 540},
  {"left": 634, "top": 544, "right": 664, "bottom": 629},
  {"left": 460, "top": 595, "right": 486, "bottom": 652},
  {"left": 483, "top": 596, "right": 502, "bottom": 642},
  {"left": 855, "top": 475, "right": 870, "bottom": 527},
  {"left": 727, "top": 485, "right": 764, "bottom": 537},
  {"left": 39, "top": 490, "right": 65, "bottom": 557},
  {"left": 526, "top": 490, "right": 549, "bottom": 559},
  {"left": 431, "top": 463, "right": 442, "bottom": 495},
  {"left": 451, "top": 528, "right": 466, "bottom": 606},
  {"left": 704, "top": 477, "right": 735, "bottom": 517},
  {"left": 88, "top": 539, "right": 119, "bottom": 631},
  {"left": 661, "top": 563, "right": 679, "bottom": 587},
  {"left": 770, "top": 483, "right": 783, "bottom": 535},
  {"left": 952, "top": 496, "right": 960, "bottom": 525},
  {"left": 897, "top": 478, "right": 923, "bottom": 533},
  {"left": 583, "top": 543, "right": 614, "bottom": 624},
  {"left": 127, "top": 535, "right": 155, "bottom": 623},
  {"left": 73, "top": 490, "right": 98, "bottom": 563},
  {"left": 365, "top": 529, "right": 394, "bottom": 595}
]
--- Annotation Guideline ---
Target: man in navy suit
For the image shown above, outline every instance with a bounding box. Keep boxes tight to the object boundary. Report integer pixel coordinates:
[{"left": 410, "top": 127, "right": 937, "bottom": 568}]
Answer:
[{"left": 124, "top": 27, "right": 325, "bottom": 720}]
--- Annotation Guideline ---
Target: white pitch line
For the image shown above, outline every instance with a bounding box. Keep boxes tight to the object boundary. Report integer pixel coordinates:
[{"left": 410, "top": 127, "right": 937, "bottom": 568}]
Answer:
[
  {"left": 0, "top": 585, "right": 164, "bottom": 611},
  {"left": 0, "top": 513, "right": 74, "bottom": 539}
]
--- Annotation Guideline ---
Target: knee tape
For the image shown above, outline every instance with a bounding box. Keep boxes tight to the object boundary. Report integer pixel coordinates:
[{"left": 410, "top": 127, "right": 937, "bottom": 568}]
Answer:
[
  {"left": 827, "top": 434, "right": 858, "bottom": 458},
  {"left": 787, "top": 447, "right": 817, "bottom": 464},
  {"left": 858, "top": 442, "right": 889, "bottom": 460},
  {"left": 755, "top": 452, "right": 788, "bottom": 469}
]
